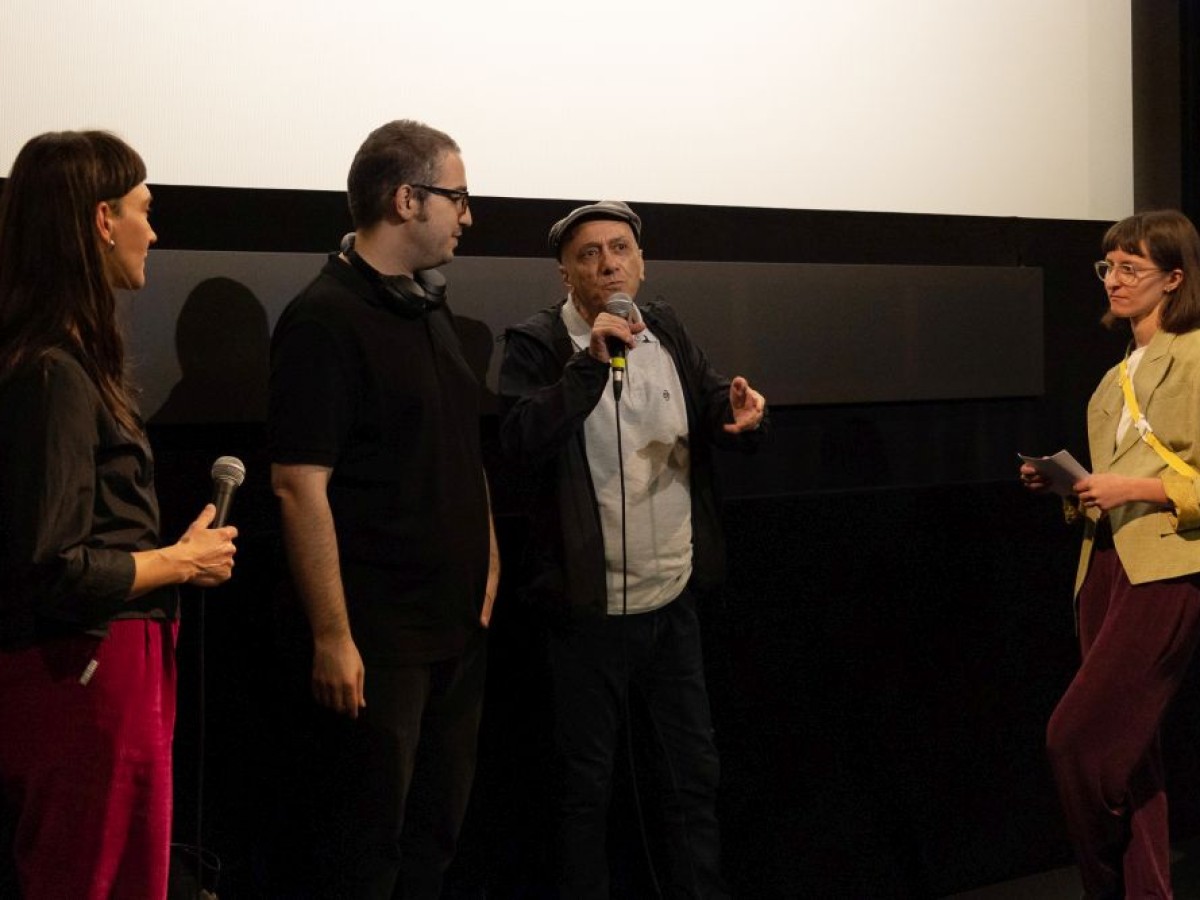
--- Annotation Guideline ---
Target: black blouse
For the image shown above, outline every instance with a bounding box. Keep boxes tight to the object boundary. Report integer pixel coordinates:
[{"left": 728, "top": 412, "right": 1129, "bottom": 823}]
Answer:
[{"left": 0, "top": 348, "right": 176, "bottom": 647}]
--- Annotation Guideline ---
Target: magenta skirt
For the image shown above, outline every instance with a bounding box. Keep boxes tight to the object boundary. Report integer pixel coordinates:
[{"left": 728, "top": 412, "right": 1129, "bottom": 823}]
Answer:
[{"left": 0, "top": 618, "right": 179, "bottom": 899}]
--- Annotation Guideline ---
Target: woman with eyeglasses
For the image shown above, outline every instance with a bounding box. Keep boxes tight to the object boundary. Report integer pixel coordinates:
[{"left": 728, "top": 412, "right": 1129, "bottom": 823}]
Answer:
[
  {"left": 0, "top": 131, "right": 238, "bottom": 899},
  {"left": 1021, "top": 209, "right": 1200, "bottom": 898}
]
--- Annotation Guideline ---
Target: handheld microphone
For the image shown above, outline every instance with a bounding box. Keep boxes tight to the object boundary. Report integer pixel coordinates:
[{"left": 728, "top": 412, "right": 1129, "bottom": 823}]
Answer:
[
  {"left": 209, "top": 456, "right": 246, "bottom": 528},
  {"left": 604, "top": 293, "right": 635, "bottom": 401}
]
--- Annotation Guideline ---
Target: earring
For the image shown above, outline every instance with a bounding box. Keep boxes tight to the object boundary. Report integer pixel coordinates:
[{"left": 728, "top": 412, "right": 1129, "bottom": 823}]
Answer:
[{"left": 107, "top": 239, "right": 115, "bottom": 250}]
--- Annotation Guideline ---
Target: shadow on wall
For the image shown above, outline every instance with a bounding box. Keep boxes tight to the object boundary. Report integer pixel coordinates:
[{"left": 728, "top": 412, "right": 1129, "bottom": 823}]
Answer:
[
  {"left": 148, "top": 272, "right": 501, "bottom": 425},
  {"left": 151, "top": 277, "right": 271, "bottom": 425},
  {"left": 455, "top": 315, "right": 500, "bottom": 415}
]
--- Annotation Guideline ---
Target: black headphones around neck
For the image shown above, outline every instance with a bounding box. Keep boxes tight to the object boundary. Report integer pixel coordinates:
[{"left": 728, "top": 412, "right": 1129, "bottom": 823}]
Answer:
[{"left": 341, "top": 233, "right": 447, "bottom": 318}]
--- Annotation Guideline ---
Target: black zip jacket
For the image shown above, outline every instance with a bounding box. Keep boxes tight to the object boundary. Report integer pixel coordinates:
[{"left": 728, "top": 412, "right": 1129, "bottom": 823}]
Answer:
[{"left": 498, "top": 298, "right": 766, "bottom": 620}]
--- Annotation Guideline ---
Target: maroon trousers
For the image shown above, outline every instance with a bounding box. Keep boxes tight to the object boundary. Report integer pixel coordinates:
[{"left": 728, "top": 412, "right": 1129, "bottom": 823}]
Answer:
[
  {"left": 1047, "top": 539, "right": 1200, "bottom": 899},
  {"left": 0, "top": 619, "right": 178, "bottom": 900}
]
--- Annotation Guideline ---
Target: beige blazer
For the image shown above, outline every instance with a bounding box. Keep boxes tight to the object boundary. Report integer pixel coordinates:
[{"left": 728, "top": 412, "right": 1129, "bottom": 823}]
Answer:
[{"left": 1075, "top": 327, "right": 1200, "bottom": 595}]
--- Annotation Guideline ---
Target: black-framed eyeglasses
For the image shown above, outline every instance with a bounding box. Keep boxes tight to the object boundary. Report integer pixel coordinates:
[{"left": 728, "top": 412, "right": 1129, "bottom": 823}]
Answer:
[
  {"left": 1094, "top": 260, "right": 1165, "bottom": 286},
  {"left": 411, "top": 184, "right": 470, "bottom": 213}
]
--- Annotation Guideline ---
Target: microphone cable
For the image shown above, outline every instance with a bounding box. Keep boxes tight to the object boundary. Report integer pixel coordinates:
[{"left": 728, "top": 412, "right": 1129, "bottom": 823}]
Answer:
[
  {"left": 170, "top": 586, "right": 221, "bottom": 899},
  {"left": 613, "top": 372, "right": 664, "bottom": 900},
  {"left": 613, "top": 310, "right": 704, "bottom": 899},
  {"left": 172, "top": 456, "right": 241, "bottom": 896}
]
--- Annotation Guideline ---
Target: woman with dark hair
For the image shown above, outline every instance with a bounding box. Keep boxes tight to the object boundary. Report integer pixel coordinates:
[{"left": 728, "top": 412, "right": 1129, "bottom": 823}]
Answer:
[
  {"left": 0, "top": 131, "right": 238, "bottom": 900},
  {"left": 1022, "top": 209, "right": 1200, "bottom": 898}
]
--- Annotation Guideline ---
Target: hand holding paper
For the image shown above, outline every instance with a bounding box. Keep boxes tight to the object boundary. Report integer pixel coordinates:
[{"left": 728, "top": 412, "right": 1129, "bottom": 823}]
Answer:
[{"left": 1018, "top": 450, "right": 1090, "bottom": 497}]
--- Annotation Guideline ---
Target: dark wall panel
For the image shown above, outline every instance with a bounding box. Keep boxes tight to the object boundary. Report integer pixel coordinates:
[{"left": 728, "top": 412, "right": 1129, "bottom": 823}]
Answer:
[{"left": 130, "top": 250, "right": 1043, "bottom": 424}]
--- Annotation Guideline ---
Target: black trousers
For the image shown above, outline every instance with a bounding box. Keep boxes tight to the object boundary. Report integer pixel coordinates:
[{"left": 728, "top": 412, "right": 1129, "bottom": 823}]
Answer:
[
  {"left": 548, "top": 589, "right": 729, "bottom": 900},
  {"left": 304, "top": 631, "right": 487, "bottom": 900}
]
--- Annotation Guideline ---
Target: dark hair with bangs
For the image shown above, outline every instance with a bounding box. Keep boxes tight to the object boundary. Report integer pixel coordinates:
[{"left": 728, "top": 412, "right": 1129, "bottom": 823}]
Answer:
[
  {"left": 0, "top": 130, "right": 147, "bottom": 435},
  {"left": 1100, "top": 209, "right": 1200, "bottom": 334},
  {"left": 346, "top": 120, "right": 460, "bottom": 229}
]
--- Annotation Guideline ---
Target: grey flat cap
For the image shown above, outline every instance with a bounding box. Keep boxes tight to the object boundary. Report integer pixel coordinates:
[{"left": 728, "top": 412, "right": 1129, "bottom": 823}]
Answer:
[{"left": 548, "top": 200, "right": 642, "bottom": 259}]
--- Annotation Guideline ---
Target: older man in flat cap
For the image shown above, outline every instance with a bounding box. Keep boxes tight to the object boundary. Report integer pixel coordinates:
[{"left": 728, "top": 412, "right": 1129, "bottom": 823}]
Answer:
[{"left": 499, "top": 201, "right": 767, "bottom": 898}]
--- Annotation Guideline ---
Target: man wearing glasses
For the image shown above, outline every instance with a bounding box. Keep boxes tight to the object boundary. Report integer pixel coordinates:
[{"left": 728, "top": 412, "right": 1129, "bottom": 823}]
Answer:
[{"left": 268, "top": 119, "right": 498, "bottom": 899}]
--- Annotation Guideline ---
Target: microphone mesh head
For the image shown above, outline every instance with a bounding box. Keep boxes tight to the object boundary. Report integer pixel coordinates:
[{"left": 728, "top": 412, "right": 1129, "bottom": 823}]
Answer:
[
  {"left": 605, "top": 293, "right": 634, "bottom": 319},
  {"left": 211, "top": 456, "right": 247, "bottom": 486}
]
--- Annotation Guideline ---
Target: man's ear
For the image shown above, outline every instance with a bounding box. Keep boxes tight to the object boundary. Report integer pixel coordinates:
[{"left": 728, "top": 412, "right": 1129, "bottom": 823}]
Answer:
[
  {"left": 558, "top": 264, "right": 571, "bottom": 291},
  {"left": 393, "top": 184, "right": 418, "bottom": 223}
]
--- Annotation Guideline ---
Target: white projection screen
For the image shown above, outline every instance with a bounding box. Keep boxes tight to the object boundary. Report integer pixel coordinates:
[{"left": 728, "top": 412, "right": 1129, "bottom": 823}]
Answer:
[{"left": 1, "top": 0, "right": 1132, "bottom": 221}]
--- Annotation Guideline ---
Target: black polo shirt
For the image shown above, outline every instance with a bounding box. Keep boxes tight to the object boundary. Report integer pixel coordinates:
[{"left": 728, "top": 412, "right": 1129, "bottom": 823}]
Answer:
[{"left": 268, "top": 255, "right": 489, "bottom": 663}]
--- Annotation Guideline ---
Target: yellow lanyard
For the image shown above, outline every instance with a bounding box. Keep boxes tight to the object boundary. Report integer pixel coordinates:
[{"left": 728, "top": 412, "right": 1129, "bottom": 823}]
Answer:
[{"left": 1118, "top": 356, "right": 1198, "bottom": 479}]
